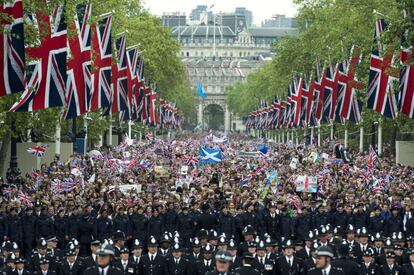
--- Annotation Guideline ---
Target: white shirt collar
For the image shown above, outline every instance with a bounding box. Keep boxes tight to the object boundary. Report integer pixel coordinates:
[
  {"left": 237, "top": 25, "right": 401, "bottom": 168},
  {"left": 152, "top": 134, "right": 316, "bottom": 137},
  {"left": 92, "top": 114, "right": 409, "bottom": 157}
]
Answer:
[
  {"left": 322, "top": 264, "right": 331, "bottom": 274},
  {"left": 149, "top": 252, "right": 157, "bottom": 258},
  {"left": 99, "top": 266, "right": 109, "bottom": 275}
]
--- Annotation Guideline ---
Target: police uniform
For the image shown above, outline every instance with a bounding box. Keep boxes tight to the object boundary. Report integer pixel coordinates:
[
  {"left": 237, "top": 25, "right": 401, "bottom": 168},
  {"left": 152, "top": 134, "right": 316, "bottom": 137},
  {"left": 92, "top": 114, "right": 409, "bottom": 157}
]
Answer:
[
  {"left": 137, "top": 237, "right": 167, "bottom": 275},
  {"left": 307, "top": 266, "right": 345, "bottom": 275},
  {"left": 113, "top": 247, "right": 137, "bottom": 275},
  {"left": 82, "top": 244, "right": 123, "bottom": 275},
  {"left": 32, "top": 257, "right": 57, "bottom": 275},
  {"left": 274, "top": 240, "right": 302, "bottom": 275},
  {"left": 233, "top": 264, "right": 260, "bottom": 275}
]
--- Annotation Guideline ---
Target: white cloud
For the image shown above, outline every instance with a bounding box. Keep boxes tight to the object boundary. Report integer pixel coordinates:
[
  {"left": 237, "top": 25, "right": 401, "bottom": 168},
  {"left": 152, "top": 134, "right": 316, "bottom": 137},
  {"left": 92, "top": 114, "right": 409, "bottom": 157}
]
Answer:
[{"left": 142, "top": 0, "right": 298, "bottom": 25}]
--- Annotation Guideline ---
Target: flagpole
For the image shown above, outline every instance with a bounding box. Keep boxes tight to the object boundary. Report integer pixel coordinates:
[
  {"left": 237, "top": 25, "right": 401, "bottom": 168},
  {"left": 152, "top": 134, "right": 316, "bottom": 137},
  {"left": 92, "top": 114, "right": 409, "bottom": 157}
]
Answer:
[
  {"left": 83, "top": 114, "right": 89, "bottom": 154},
  {"left": 359, "top": 126, "right": 364, "bottom": 152},
  {"left": 55, "top": 119, "right": 61, "bottom": 158},
  {"left": 378, "top": 118, "right": 383, "bottom": 156},
  {"left": 108, "top": 115, "right": 113, "bottom": 147},
  {"left": 317, "top": 124, "right": 321, "bottom": 147},
  {"left": 344, "top": 126, "right": 348, "bottom": 149},
  {"left": 310, "top": 127, "right": 314, "bottom": 145},
  {"left": 128, "top": 120, "right": 132, "bottom": 139}
]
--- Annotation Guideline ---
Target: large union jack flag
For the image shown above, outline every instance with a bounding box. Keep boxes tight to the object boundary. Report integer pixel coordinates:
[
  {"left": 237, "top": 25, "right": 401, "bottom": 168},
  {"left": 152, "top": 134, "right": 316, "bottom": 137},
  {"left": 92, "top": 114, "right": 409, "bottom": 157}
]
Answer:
[
  {"left": 110, "top": 33, "right": 128, "bottom": 116},
  {"left": 64, "top": 3, "right": 92, "bottom": 120},
  {"left": 10, "top": 2, "right": 67, "bottom": 112},
  {"left": 1, "top": 0, "right": 25, "bottom": 96},
  {"left": 89, "top": 14, "right": 112, "bottom": 112},
  {"left": 366, "top": 19, "right": 398, "bottom": 119},
  {"left": 120, "top": 46, "right": 139, "bottom": 121},
  {"left": 338, "top": 46, "right": 364, "bottom": 124},
  {"left": 321, "top": 65, "right": 338, "bottom": 122},
  {"left": 291, "top": 77, "right": 303, "bottom": 127},
  {"left": 399, "top": 9, "right": 414, "bottom": 119}
]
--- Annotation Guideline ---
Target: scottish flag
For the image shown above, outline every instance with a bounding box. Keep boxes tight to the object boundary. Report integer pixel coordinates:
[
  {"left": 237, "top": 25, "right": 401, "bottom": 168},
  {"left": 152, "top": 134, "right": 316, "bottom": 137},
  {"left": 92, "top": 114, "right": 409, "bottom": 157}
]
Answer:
[
  {"left": 200, "top": 148, "right": 222, "bottom": 163},
  {"left": 197, "top": 82, "right": 208, "bottom": 99}
]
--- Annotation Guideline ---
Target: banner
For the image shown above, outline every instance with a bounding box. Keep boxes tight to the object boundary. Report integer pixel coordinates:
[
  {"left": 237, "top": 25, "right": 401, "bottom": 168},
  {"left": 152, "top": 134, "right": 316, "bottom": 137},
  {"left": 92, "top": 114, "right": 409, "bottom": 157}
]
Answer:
[{"left": 295, "top": 175, "right": 318, "bottom": 193}]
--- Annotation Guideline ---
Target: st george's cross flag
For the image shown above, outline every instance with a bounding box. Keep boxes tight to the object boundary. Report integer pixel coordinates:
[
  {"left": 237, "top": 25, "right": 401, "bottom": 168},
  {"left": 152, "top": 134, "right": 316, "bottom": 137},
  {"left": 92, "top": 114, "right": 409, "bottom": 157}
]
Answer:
[
  {"left": 199, "top": 148, "right": 222, "bottom": 164},
  {"left": 295, "top": 175, "right": 318, "bottom": 193}
]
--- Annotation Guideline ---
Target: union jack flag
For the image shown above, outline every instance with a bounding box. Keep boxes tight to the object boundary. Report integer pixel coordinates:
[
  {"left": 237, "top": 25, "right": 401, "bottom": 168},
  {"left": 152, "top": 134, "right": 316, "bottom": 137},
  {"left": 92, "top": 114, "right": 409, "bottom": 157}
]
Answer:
[
  {"left": 291, "top": 77, "right": 303, "bottom": 127},
  {"left": 286, "top": 194, "right": 302, "bottom": 214},
  {"left": 27, "top": 145, "right": 46, "bottom": 157},
  {"left": 321, "top": 65, "right": 338, "bottom": 122},
  {"left": 399, "top": 9, "right": 414, "bottom": 119},
  {"left": 366, "top": 19, "right": 398, "bottom": 119},
  {"left": 10, "top": 2, "right": 67, "bottom": 112},
  {"left": 89, "top": 14, "right": 112, "bottom": 112},
  {"left": 17, "top": 192, "right": 33, "bottom": 206},
  {"left": 367, "top": 144, "right": 378, "bottom": 173},
  {"left": 52, "top": 178, "right": 75, "bottom": 193},
  {"left": 145, "top": 131, "right": 154, "bottom": 141},
  {"left": 338, "top": 46, "right": 363, "bottom": 124},
  {"left": 135, "top": 53, "right": 145, "bottom": 120},
  {"left": 64, "top": 3, "right": 92, "bottom": 120},
  {"left": 121, "top": 47, "right": 139, "bottom": 121},
  {"left": 0, "top": 0, "right": 25, "bottom": 96},
  {"left": 185, "top": 156, "right": 199, "bottom": 166},
  {"left": 111, "top": 33, "right": 129, "bottom": 116}
]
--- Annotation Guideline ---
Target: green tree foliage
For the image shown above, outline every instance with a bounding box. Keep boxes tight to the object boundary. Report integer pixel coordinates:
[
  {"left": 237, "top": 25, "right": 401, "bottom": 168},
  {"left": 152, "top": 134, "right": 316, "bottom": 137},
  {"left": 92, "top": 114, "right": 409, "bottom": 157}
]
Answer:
[
  {"left": 227, "top": 0, "right": 414, "bottom": 150},
  {"left": 0, "top": 0, "right": 194, "bottom": 145}
]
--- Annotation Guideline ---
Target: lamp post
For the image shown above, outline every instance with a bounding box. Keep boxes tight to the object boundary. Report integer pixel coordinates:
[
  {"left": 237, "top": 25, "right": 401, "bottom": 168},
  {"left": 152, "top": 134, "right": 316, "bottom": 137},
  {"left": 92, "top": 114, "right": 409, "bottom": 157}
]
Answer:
[{"left": 6, "top": 118, "right": 20, "bottom": 184}]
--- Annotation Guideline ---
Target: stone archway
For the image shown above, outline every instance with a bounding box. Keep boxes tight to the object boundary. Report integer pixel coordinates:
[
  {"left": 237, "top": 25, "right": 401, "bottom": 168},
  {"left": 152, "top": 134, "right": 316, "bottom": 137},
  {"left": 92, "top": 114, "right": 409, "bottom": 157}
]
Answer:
[{"left": 203, "top": 104, "right": 224, "bottom": 130}]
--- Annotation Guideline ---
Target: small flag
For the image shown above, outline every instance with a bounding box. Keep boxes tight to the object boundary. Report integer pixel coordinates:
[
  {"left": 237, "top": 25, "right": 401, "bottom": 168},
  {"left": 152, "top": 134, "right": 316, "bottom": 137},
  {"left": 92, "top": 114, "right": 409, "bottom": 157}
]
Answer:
[
  {"left": 185, "top": 156, "right": 199, "bottom": 166},
  {"left": 197, "top": 82, "right": 208, "bottom": 99},
  {"left": 27, "top": 145, "right": 46, "bottom": 157},
  {"left": 145, "top": 131, "right": 154, "bottom": 141}
]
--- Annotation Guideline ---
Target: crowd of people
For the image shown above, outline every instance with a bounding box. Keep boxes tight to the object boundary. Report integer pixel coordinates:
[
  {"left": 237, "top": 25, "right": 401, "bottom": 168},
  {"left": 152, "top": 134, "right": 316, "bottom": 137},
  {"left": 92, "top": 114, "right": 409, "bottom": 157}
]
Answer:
[{"left": 0, "top": 131, "right": 413, "bottom": 275}]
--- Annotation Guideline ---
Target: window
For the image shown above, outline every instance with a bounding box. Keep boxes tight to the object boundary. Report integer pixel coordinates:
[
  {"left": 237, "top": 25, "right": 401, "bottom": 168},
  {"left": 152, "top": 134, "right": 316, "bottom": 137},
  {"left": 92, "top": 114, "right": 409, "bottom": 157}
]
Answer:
[{"left": 186, "top": 52, "right": 189, "bottom": 57}]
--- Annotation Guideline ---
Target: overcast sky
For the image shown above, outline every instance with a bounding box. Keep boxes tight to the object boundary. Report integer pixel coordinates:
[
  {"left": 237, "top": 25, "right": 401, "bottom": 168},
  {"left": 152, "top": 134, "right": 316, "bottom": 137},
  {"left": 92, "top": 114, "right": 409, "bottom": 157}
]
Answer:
[{"left": 142, "top": 0, "right": 298, "bottom": 26}]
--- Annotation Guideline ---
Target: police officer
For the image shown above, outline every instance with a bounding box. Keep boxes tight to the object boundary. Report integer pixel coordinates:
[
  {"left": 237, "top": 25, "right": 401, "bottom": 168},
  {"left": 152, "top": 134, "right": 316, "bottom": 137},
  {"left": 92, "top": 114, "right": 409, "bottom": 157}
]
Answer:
[
  {"left": 332, "top": 242, "right": 359, "bottom": 275},
  {"left": 228, "top": 239, "right": 242, "bottom": 271},
  {"left": 130, "top": 206, "right": 148, "bottom": 249},
  {"left": 401, "top": 247, "right": 414, "bottom": 275},
  {"left": 166, "top": 243, "right": 192, "bottom": 275},
  {"left": 113, "top": 231, "right": 126, "bottom": 259},
  {"left": 307, "top": 246, "right": 344, "bottom": 275},
  {"left": 296, "top": 231, "right": 315, "bottom": 260},
  {"left": 14, "top": 257, "right": 30, "bottom": 275},
  {"left": 177, "top": 206, "right": 195, "bottom": 249},
  {"left": 137, "top": 236, "right": 167, "bottom": 275},
  {"left": 275, "top": 239, "right": 302, "bottom": 275},
  {"left": 83, "top": 240, "right": 100, "bottom": 269},
  {"left": 233, "top": 252, "right": 259, "bottom": 275},
  {"left": 113, "top": 247, "right": 136, "bottom": 275},
  {"left": 96, "top": 209, "right": 113, "bottom": 241},
  {"left": 185, "top": 238, "right": 201, "bottom": 264},
  {"left": 360, "top": 248, "right": 380, "bottom": 275},
  {"left": 302, "top": 242, "right": 319, "bottom": 275},
  {"left": 33, "top": 258, "right": 57, "bottom": 275},
  {"left": 238, "top": 226, "right": 255, "bottom": 256},
  {"left": 129, "top": 239, "right": 143, "bottom": 267},
  {"left": 21, "top": 207, "right": 37, "bottom": 259},
  {"left": 206, "top": 251, "right": 238, "bottom": 275},
  {"left": 254, "top": 240, "right": 274, "bottom": 275},
  {"left": 82, "top": 244, "right": 123, "bottom": 275},
  {"left": 195, "top": 243, "right": 215, "bottom": 275},
  {"left": 352, "top": 227, "right": 371, "bottom": 262},
  {"left": 158, "top": 233, "right": 172, "bottom": 258},
  {"left": 58, "top": 244, "right": 84, "bottom": 275},
  {"left": 28, "top": 238, "right": 51, "bottom": 273},
  {"left": 379, "top": 251, "right": 401, "bottom": 275}
]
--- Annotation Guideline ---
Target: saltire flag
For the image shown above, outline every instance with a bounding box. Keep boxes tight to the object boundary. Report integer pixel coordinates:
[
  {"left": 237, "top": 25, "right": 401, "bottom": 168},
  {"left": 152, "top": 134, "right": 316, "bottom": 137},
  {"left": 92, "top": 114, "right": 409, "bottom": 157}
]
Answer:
[
  {"left": 338, "top": 46, "right": 364, "bottom": 124},
  {"left": 64, "top": 3, "right": 92, "bottom": 120},
  {"left": 27, "top": 145, "right": 46, "bottom": 157},
  {"left": 399, "top": 8, "right": 414, "bottom": 119},
  {"left": 110, "top": 32, "right": 128, "bottom": 116},
  {"left": 199, "top": 148, "right": 222, "bottom": 164},
  {"left": 185, "top": 156, "right": 199, "bottom": 166},
  {"left": 366, "top": 18, "right": 398, "bottom": 119},
  {"left": 10, "top": 2, "right": 67, "bottom": 112},
  {"left": 197, "top": 81, "right": 208, "bottom": 99},
  {"left": 89, "top": 14, "right": 112, "bottom": 112},
  {"left": 0, "top": 0, "right": 25, "bottom": 96}
]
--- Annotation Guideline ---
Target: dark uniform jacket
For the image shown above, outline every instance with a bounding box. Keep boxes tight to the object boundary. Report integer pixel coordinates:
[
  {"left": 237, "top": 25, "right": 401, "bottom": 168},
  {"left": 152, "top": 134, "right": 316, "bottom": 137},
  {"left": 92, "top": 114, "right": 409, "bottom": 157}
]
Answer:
[
  {"left": 332, "top": 258, "right": 359, "bottom": 275},
  {"left": 195, "top": 259, "right": 215, "bottom": 275},
  {"left": 233, "top": 264, "right": 260, "bottom": 275},
  {"left": 113, "top": 260, "right": 137, "bottom": 275},
  {"left": 401, "top": 262, "right": 414, "bottom": 275},
  {"left": 57, "top": 259, "right": 84, "bottom": 275},
  {"left": 82, "top": 266, "right": 123, "bottom": 275},
  {"left": 379, "top": 264, "right": 401, "bottom": 275},
  {"left": 274, "top": 256, "right": 302, "bottom": 275},
  {"left": 359, "top": 262, "right": 380, "bottom": 275},
  {"left": 307, "top": 266, "right": 345, "bottom": 275},
  {"left": 137, "top": 253, "right": 168, "bottom": 275},
  {"left": 166, "top": 257, "right": 192, "bottom": 275}
]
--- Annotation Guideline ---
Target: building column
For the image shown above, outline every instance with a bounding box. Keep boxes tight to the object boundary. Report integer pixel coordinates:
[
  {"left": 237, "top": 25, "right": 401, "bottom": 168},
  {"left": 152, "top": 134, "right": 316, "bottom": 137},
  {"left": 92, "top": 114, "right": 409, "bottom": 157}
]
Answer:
[
  {"left": 198, "top": 102, "right": 203, "bottom": 130},
  {"left": 224, "top": 104, "right": 231, "bottom": 133}
]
